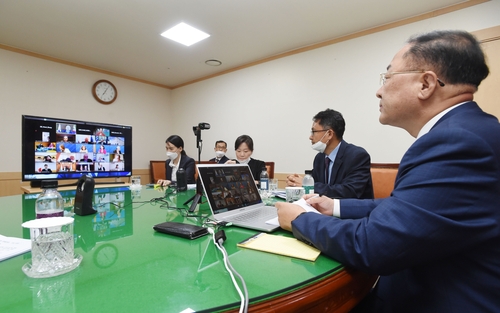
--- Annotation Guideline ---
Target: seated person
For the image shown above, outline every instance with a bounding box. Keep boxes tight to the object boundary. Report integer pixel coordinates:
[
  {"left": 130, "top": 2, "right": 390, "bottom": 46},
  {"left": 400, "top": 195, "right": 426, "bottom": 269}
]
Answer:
[
  {"left": 112, "top": 154, "right": 123, "bottom": 162},
  {"left": 209, "top": 140, "right": 230, "bottom": 164},
  {"left": 79, "top": 145, "right": 88, "bottom": 152},
  {"left": 98, "top": 144, "right": 107, "bottom": 154},
  {"left": 57, "top": 162, "right": 74, "bottom": 172},
  {"left": 113, "top": 146, "right": 122, "bottom": 154},
  {"left": 276, "top": 30, "right": 500, "bottom": 312},
  {"left": 157, "top": 135, "right": 195, "bottom": 187},
  {"left": 79, "top": 154, "right": 92, "bottom": 162},
  {"left": 59, "top": 144, "right": 70, "bottom": 153},
  {"left": 41, "top": 164, "right": 52, "bottom": 173},
  {"left": 286, "top": 109, "right": 373, "bottom": 199},
  {"left": 226, "top": 135, "right": 266, "bottom": 184}
]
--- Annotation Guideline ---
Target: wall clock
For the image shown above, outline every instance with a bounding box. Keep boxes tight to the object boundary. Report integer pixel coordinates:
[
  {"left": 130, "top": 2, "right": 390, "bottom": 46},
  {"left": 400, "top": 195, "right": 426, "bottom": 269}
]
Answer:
[{"left": 92, "top": 79, "right": 117, "bottom": 104}]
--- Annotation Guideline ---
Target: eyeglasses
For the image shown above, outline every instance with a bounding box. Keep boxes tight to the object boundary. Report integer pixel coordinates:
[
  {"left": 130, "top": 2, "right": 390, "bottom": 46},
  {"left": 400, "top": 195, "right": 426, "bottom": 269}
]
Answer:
[
  {"left": 380, "top": 70, "right": 445, "bottom": 87},
  {"left": 310, "top": 129, "right": 330, "bottom": 136}
]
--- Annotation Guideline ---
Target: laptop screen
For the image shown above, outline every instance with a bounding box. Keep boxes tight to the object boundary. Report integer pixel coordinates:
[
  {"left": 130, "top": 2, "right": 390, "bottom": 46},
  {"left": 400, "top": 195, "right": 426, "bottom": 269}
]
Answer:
[{"left": 197, "top": 164, "right": 263, "bottom": 214}]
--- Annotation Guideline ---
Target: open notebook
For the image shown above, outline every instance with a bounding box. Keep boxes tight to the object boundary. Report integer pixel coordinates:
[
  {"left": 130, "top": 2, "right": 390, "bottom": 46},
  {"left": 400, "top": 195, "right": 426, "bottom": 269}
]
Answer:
[{"left": 197, "top": 164, "right": 279, "bottom": 232}]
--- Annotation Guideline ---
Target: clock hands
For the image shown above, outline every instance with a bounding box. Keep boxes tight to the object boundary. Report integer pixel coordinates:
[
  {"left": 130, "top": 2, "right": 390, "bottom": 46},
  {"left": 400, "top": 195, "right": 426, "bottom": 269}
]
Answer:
[{"left": 102, "top": 86, "right": 109, "bottom": 97}]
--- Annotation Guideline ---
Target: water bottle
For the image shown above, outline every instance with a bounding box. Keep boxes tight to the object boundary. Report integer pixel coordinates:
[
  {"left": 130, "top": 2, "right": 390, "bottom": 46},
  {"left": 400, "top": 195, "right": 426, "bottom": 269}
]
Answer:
[
  {"left": 36, "top": 180, "right": 64, "bottom": 219},
  {"left": 177, "top": 167, "right": 187, "bottom": 192},
  {"left": 302, "top": 170, "right": 315, "bottom": 195},
  {"left": 260, "top": 167, "right": 269, "bottom": 190}
]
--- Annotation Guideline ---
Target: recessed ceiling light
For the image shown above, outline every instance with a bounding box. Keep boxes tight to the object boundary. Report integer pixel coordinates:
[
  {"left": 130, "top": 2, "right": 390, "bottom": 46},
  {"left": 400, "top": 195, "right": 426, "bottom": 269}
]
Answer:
[
  {"left": 205, "top": 59, "right": 222, "bottom": 66},
  {"left": 160, "top": 22, "right": 210, "bottom": 46}
]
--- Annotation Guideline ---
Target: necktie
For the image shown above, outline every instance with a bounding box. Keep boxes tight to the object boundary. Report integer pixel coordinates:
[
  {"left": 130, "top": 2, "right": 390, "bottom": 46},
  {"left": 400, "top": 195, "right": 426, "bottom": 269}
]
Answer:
[{"left": 325, "top": 157, "right": 331, "bottom": 184}]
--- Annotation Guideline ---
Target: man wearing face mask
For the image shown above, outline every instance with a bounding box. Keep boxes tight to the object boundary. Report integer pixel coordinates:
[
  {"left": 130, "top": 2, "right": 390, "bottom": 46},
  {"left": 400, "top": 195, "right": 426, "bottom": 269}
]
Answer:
[
  {"left": 287, "top": 109, "right": 373, "bottom": 199},
  {"left": 157, "top": 135, "right": 196, "bottom": 187},
  {"left": 209, "top": 140, "right": 230, "bottom": 164}
]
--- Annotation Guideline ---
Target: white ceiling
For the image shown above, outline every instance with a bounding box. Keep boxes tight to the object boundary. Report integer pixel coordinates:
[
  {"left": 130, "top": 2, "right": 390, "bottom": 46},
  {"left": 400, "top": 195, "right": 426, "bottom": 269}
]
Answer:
[{"left": 0, "top": 0, "right": 469, "bottom": 88}]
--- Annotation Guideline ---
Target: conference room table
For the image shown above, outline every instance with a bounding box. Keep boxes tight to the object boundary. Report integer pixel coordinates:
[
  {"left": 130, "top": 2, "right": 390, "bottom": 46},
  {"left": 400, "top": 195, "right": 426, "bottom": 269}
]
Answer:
[{"left": 0, "top": 186, "right": 376, "bottom": 312}]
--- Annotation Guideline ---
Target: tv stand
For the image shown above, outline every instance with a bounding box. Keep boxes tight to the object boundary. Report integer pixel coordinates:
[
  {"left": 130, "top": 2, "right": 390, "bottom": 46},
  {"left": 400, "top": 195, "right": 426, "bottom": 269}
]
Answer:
[
  {"left": 30, "top": 181, "right": 42, "bottom": 188},
  {"left": 94, "top": 181, "right": 126, "bottom": 185}
]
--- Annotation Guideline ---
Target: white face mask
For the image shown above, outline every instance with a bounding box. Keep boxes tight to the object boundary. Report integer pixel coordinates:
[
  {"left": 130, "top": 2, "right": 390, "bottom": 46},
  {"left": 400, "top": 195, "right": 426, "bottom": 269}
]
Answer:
[
  {"left": 215, "top": 151, "right": 225, "bottom": 158},
  {"left": 311, "top": 132, "right": 328, "bottom": 153},
  {"left": 238, "top": 158, "right": 250, "bottom": 164},
  {"left": 166, "top": 151, "right": 178, "bottom": 160}
]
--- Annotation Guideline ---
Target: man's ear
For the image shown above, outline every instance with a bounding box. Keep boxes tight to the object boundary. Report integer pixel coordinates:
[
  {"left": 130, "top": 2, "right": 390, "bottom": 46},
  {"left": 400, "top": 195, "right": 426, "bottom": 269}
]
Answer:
[
  {"left": 418, "top": 72, "right": 439, "bottom": 100},
  {"left": 327, "top": 129, "right": 336, "bottom": 141}
]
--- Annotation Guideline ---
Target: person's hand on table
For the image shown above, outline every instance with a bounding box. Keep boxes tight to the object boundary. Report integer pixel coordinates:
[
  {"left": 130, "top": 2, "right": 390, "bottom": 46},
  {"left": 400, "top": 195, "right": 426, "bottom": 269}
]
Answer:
[
  {"left": 275, "top": 202, "right": 306, "bottom": 231},
  {"left": 156, "top": 179, "right": 171, "bottom": 187}
]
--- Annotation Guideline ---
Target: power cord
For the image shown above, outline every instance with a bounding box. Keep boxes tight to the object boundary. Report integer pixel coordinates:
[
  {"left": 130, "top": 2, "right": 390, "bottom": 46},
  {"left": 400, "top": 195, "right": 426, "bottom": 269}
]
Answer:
[{"left": 207, "top": 228, "right": 248, "bottom": 313}]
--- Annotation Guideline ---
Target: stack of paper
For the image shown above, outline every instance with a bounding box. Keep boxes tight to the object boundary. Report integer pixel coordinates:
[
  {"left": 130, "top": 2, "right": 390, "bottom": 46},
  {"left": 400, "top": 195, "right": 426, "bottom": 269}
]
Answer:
[{"left": 0, "top": 235, "right": 31, "bottom": 262}]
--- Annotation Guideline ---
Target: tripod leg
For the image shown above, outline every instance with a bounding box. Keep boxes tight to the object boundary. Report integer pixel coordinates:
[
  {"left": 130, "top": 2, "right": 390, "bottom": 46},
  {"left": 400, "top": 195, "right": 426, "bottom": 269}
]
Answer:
[{"left": 188, "top": 194, "right": 202, "bottom": 212}]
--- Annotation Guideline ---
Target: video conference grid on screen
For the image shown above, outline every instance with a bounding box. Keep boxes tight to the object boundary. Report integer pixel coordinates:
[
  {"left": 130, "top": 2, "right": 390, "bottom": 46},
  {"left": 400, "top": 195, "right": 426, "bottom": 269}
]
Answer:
[
  {"left": 23, "top": 116, "right": 132, "bottom": 181},
  {"left": 198, "top": 166, "right": 261, "bottom": 214}
]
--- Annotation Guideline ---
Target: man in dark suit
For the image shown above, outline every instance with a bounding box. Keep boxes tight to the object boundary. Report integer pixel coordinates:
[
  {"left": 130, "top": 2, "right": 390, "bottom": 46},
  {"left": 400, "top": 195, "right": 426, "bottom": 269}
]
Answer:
[
  {"left": 287, "top": 109, "right": 373, "bottom": 199},
  {"left": 277, "top": 30, "right": 500, "bottom": 312},
  {"left": 208, "top": 140, "right": 230, "bottom": 164}
]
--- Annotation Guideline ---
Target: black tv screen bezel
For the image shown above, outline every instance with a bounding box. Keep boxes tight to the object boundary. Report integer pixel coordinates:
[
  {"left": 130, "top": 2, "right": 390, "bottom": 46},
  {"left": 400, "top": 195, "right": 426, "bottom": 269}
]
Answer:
[{"left": 22, "top": 115, "right": 133, "bottom": 186}]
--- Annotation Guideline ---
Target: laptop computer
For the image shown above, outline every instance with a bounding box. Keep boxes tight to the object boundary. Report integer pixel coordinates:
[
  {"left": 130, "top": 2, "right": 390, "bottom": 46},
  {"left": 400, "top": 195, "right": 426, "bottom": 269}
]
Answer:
[{"left": 197, "top": 164, "right": 280, "bottom": 232}]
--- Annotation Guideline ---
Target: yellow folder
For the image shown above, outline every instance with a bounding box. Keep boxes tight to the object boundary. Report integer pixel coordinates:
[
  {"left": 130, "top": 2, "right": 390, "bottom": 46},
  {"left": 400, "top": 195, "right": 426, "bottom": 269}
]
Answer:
[{"left": 237, "top": 233, "right": 321, "bottom": 261}]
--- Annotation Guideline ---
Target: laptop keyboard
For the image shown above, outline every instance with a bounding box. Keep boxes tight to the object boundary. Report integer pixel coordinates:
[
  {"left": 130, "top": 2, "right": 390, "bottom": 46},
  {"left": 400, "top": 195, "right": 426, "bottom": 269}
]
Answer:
[{"left": 229, "top": 207, "right": 276, "bottom": 222}]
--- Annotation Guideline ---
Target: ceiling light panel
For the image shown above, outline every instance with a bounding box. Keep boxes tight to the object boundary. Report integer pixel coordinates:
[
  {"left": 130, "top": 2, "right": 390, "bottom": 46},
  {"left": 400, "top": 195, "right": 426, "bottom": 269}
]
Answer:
[{"left": 161, "top": 22, "right": 210, "bottom": 46}]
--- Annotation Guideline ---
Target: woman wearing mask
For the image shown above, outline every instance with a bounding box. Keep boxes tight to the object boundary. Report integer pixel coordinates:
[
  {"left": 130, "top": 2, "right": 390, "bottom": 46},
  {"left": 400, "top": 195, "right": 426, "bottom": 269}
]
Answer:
[
  {"left": 157, "top": 135, "right": 195, "bottom": 187},
  {"left": 226, "top": 135, "right": 266, "bottom": 184}
]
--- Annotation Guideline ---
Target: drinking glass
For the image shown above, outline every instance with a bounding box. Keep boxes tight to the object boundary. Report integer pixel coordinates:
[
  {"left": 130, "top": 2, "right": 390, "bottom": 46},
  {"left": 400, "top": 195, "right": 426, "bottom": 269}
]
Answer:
[
  {"left": 22, "top": 217, "right": 82, "bottom": 278},
  {"left": 269, "top": 179, "right": 278, "bottom": 192},
  {"left": 130, "top": 176, "right": 141, "bottom": 190}
]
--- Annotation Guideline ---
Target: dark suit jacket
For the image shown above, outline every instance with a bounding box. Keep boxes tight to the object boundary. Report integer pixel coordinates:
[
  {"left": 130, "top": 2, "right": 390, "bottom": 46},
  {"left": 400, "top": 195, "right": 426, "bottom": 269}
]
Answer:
[
  {"left": 208, "top": 155, "right": 230, "bottom": 164},
  {"left": 292, "top": 102, "right": 500, "bottom": 312},
  {"left": 233, "top": 158, "right": 266, "bottom": 181},
  {"left": 165, "top": 154, "right": 196, "bottom": 184},
  {"left": 312, "top": 140, "right": 373, "bottom": 199}
]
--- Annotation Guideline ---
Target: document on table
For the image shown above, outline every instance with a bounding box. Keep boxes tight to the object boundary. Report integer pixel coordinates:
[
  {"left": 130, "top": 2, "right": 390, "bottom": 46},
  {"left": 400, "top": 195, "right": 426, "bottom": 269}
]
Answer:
[
  {"left": 272, "top": 190, "right": 286, "bottom": 199},
  {"left": 0, "top": 234, "right": 31, "bottom": 262},
  {"left": 237, "top": 232, "right": 320, "bottom": 261},
  {"left": 266, "top": 198, "right": 321, "bottom": 226}
]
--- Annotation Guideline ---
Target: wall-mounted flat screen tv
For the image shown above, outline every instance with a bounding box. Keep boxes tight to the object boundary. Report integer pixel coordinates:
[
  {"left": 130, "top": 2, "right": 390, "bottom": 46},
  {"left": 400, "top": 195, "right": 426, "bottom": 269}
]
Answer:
[{"left": 22, "top": 115, "right": 132, "bottom": 187}]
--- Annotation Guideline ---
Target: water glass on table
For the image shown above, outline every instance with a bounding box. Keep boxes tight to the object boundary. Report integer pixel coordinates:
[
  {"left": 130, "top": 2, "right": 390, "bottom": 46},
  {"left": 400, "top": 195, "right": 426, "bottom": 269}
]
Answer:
[
  {"left": 269, "top": 178, "right": 278, "bottom": 193},
  {"left": 130, "top": 176, "right": 141, "bottom": 190}
]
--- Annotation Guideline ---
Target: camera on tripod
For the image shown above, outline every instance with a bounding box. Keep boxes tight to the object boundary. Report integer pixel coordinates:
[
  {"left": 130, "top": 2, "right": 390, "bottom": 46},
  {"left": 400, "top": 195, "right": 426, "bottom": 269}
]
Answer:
[{"left": 192, "top": 122, "right": 210, "bottom": 134}]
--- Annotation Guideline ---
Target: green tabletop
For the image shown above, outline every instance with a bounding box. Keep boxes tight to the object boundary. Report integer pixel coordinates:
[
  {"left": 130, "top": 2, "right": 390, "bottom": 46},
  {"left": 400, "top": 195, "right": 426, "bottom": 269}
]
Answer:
[{"left": 0, "top": 186, "right": 343, "bottom": 312}]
